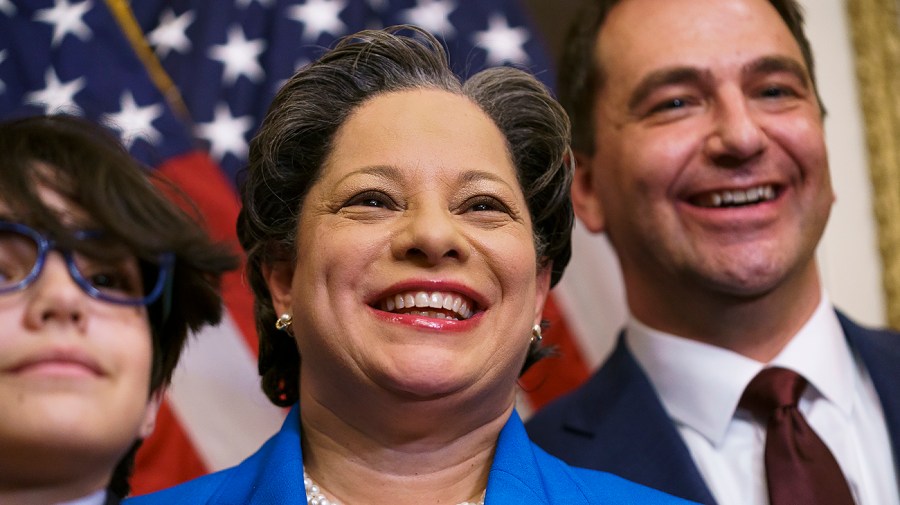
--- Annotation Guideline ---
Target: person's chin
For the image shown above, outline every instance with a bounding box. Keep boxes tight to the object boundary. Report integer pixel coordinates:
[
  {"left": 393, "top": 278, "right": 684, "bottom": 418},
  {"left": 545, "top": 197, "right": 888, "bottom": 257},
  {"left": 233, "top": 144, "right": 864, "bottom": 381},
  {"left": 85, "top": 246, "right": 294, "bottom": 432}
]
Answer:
[{"left": 375, "top": 361, "right": 477, "bottom": 401}]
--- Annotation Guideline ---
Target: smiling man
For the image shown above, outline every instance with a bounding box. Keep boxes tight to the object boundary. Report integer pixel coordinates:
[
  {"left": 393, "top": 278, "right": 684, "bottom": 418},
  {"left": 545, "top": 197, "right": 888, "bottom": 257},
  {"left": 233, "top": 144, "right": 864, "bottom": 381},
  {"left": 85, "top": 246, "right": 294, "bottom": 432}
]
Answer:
[{"left": 525, "top": 1, "right": 900, "bottom": 504}]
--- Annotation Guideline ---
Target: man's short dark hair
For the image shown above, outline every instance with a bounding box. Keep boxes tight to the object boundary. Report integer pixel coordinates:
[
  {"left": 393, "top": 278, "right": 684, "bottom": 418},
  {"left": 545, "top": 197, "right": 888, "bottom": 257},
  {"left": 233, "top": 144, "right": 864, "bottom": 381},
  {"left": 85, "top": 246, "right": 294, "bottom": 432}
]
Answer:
[{"left": 559, "top": 0, "right": 823, "bottom": 155}]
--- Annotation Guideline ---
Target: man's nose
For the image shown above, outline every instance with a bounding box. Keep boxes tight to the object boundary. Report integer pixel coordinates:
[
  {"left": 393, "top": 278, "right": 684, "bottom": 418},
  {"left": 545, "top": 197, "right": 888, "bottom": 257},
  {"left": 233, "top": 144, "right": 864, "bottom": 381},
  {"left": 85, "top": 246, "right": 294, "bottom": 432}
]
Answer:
[{"left": 703, "top": 93, "right": 767, "bottom": 167}]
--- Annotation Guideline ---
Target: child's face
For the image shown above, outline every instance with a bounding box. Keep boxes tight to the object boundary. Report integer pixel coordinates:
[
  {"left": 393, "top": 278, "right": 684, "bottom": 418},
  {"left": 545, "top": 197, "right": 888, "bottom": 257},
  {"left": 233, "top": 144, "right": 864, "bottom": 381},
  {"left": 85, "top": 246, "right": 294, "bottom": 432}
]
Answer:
[{"left": 0, "top": 184, "right": 160, "bottom": 498}]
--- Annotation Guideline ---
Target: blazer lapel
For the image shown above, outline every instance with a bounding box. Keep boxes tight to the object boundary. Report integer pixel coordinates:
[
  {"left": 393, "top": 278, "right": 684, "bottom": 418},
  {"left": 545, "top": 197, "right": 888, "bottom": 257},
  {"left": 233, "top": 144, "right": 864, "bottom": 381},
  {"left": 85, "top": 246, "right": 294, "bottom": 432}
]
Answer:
[
  {"left": 839, "top": 311, "right": 900, "bottom": 468},
  {"left": 488, "top": 411, "right": 593, "bottom": 504},
  {"left": 215, "top": 406, "right": 307, "bottom": 505}
]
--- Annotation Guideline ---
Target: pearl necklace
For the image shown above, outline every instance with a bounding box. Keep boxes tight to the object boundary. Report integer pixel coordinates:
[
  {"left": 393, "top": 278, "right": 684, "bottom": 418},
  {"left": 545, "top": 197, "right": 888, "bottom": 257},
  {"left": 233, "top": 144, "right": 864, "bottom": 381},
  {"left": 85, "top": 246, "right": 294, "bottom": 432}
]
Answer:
[{"left": 303, "top": 470, "right": 485, "bottom": 505}]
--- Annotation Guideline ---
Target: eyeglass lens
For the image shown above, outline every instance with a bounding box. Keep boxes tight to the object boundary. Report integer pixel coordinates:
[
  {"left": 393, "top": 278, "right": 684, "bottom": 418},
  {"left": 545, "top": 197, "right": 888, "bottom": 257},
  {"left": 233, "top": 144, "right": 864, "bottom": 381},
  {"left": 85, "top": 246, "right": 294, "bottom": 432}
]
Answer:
[{"left": 0, "top": 226, "right": 157, "bottom": 304}]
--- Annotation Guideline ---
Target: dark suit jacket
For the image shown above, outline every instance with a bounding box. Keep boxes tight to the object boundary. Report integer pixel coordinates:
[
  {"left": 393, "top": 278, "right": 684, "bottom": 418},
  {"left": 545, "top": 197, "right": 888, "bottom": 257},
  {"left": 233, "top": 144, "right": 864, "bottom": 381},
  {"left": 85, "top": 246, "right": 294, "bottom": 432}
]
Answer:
[{"left": 525, "top": 311, "right": 900, "bottom": 505}]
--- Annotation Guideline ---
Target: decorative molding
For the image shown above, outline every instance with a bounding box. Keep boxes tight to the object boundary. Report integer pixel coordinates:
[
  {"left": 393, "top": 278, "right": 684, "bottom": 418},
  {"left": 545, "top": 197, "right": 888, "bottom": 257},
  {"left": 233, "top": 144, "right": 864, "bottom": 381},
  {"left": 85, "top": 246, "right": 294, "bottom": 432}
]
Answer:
[{"left": 846, "top": 0, "right": 900, "bottom": 328}]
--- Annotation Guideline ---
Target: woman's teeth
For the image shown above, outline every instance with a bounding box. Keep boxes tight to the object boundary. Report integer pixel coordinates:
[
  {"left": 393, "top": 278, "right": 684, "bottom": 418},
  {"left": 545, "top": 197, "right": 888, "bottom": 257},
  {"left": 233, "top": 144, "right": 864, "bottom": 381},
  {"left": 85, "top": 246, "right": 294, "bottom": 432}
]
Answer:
[{"left": 380, "top": 291, "right": 475, "bottom": 320}]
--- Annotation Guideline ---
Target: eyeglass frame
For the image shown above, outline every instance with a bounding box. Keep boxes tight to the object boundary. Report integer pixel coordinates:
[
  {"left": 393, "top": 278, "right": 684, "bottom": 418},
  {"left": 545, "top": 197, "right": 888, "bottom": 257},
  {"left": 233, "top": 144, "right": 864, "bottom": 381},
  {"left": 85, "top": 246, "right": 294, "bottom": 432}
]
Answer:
[{"left": 0, "top": 220, "right": 175, "bottom": 307}]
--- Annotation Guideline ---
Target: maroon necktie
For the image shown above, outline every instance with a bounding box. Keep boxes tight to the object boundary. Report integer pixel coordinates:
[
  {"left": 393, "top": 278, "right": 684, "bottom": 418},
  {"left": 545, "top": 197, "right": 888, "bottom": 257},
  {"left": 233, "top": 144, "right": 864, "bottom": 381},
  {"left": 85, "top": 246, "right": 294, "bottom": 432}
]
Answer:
[{"left": 739, "top": 367, "right": 856, "bottom": 505}]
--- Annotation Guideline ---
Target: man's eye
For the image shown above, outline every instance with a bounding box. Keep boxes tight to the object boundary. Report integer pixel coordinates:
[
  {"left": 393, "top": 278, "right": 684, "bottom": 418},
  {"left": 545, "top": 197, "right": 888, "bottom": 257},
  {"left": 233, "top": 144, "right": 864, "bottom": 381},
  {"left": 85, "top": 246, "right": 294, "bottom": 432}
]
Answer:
[
  {"left": 650, "top": 97, "right": 687, "bottom": 113},
  {"left": 760, "top": 86, "right": 794, "bottom": 98}
]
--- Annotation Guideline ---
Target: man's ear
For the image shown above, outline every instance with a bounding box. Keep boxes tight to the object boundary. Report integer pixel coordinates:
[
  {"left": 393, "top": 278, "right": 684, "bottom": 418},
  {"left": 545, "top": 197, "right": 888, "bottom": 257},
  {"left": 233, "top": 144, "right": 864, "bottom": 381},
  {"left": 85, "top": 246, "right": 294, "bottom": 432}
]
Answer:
[
  {"left": 262, "top": 260, "right": 295, "bottom": 317},
  {"left": 570, "top": 150, "right": 607, "bottom": 233},
  {"left": 138, "top": 389, "right": 165, "bottom": 439}
]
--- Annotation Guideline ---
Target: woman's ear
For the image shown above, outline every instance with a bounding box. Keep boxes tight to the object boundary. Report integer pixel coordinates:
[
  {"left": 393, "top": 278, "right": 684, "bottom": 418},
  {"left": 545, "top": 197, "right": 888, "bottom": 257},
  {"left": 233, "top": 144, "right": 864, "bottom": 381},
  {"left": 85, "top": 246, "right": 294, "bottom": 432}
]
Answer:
[
  {"left": 263, "top": 260, "right": 295, "bottom": 316},
  {"left": 570, "top": 150, "right": 607, "bottom": 233},
  {"left": 533, "top": 261, "right": 553, "bottom": 327}
]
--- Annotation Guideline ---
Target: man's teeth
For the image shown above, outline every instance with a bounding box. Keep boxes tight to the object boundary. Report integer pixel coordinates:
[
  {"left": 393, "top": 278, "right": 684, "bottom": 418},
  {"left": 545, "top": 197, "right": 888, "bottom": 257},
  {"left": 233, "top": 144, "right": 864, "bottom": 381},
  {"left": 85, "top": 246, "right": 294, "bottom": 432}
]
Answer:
[
  {"left": 381, "top": 291, "right": 474, "bottom": 320},
  {"left": 703, "top": 185, "right": 776, "bottom": 208}
]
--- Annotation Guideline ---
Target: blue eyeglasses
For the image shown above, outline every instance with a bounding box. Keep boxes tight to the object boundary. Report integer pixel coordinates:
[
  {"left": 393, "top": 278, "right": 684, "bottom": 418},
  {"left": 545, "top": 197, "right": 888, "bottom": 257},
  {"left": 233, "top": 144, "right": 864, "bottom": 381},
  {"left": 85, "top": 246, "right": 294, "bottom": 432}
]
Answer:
[{"left": 0, "top": 221, "right": 174, "bottom": 306}]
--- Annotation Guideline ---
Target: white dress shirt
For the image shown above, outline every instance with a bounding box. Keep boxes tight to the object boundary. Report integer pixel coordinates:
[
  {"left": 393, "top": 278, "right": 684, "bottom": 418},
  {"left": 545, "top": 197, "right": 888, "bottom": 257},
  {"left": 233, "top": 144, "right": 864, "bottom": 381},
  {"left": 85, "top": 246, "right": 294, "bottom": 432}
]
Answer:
[
  {"left": 626, "top": 294, "right": 899, "bottom": 505},
  {"left": 58, "top": 490, "right": 107, "bottom": 505}
]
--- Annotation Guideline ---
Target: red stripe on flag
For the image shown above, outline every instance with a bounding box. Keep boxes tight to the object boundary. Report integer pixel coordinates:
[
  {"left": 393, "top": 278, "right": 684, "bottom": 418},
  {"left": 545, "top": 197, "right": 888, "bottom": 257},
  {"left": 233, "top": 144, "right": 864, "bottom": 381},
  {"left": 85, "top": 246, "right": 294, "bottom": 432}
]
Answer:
[
  {"left": 132, "top": 151, "right": 260, "bottom": 494},
  {"left": 520, "top": 293, "right": 591, "bottom": 410},
  {"left": 155, "top": 151, "right": 258, "bottom": 354},
  {"left": 131, "top": 400, "right": 207, "bottom": 495}
]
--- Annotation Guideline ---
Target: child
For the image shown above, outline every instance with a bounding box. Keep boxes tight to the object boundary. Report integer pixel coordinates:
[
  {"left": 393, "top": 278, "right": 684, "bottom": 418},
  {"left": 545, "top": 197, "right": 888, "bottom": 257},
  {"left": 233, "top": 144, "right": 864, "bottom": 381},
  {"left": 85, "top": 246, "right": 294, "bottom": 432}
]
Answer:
[{"left": 0, "top": 114, "right": 236, "bottom": 505}]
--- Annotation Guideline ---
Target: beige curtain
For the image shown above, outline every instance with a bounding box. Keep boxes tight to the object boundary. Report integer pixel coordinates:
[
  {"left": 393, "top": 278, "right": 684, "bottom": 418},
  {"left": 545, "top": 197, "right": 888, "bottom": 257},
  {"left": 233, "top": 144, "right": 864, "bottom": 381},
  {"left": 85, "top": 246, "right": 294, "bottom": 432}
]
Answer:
[{"left": 846, "top": 0, "right": 900, "bottom": 328}]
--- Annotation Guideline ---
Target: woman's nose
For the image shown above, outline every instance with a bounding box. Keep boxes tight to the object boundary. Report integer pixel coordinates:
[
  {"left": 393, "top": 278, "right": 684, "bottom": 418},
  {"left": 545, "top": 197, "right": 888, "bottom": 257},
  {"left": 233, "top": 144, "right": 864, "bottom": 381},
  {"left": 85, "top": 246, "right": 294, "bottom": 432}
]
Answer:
[
  {"left": 23, "top": 252, "right": 88, "bottom": 331},
  {"left": 391, "top": 201, "right": 470, "bottom": 265}
]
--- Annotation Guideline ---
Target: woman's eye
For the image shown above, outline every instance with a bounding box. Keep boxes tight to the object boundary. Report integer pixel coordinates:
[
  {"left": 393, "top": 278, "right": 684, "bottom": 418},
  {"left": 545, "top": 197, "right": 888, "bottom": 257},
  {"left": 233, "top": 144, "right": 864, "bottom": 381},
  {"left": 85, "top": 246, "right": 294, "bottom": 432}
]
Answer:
[
  {"left": 345, "top": 191, "right": 394, "bottom": 209},
  {"left": 466, "top": 196, "right": 510, "bottom": 214}
]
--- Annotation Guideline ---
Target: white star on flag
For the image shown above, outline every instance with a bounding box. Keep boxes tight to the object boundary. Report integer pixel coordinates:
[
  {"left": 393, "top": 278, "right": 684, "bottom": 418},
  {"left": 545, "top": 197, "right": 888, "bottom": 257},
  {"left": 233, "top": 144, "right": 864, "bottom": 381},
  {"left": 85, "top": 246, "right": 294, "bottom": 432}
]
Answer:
[
  {"left": 195, "top": 103, "right": 254, "bottom": 162},
  {"left": 24, "top": 67, "right": 85, "bottom": 115},
  {"left": 400, "top": 0, "right": 456, "bottom": 37},
  {"left": 472, "top": 13, "right": 530, "bottom": 66},
  {"left": 236, "top": 0, "right": 274, "bottom": 8},
  {"left": 102, "top": 91, "right": 164, "bottom": 149},
  {"left": 0, "top": 0, "right": 16, "bottom": 16},
  {"left": 288, "top": 0, "right": 348, "bottom": 42},
  {"left": 208, "top": 25, "right": 267, "bottom": 85},
  {"left": 34, "top": 0, "right": 93, "bottom": 47},
  {"left": 148, "top": 8, "right": 195, "bottom": 58}
]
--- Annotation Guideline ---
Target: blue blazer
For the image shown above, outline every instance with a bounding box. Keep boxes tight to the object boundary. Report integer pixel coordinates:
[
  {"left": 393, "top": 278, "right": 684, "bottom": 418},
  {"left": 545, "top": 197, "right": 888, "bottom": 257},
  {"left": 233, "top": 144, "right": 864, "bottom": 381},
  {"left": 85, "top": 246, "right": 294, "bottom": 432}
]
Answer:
[
  {"left": 525, "top": 311, "right": 900, "bottom": 505},
  {"left": 126, "top": 406, "right": 696, "bottom": 504}
]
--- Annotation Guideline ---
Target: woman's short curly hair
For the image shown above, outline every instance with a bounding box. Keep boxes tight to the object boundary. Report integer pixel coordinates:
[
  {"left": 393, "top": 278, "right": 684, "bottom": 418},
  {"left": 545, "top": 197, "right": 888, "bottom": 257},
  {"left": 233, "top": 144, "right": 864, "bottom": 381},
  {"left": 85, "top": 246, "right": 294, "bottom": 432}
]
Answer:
[{"left": 237, "top": 26, "right": 573, "bottom": 407}]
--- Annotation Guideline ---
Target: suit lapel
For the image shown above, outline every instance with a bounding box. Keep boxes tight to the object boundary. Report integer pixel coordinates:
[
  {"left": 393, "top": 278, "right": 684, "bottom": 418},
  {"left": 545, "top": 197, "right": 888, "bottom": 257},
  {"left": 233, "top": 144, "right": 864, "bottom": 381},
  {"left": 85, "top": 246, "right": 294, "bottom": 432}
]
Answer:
[
  {"left": 560, "top": 336, "right": 717, "bottom": 505},
  {"left": 839, "top": 311, "right": 900, "bottom": 469}
]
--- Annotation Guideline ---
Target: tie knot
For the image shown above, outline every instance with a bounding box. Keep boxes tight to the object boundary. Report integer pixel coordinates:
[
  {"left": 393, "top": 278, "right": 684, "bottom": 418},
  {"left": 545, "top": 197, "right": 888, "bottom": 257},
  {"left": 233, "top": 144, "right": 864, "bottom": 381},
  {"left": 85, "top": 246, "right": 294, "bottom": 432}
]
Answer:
[{"left": 740, "top": 367, "right": 807, "bottom": 417}]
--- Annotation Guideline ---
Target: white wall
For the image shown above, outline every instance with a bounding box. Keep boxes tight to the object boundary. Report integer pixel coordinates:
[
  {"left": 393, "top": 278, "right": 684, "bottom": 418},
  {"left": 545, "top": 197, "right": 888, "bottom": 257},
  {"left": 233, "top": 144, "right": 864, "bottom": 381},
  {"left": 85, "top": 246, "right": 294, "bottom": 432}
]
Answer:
[
  {"left": 554, "top": 0, "right": 885, "bottom": 367},
  {"left": 801, "top": 0, "right": 885, "bottom": 327}
]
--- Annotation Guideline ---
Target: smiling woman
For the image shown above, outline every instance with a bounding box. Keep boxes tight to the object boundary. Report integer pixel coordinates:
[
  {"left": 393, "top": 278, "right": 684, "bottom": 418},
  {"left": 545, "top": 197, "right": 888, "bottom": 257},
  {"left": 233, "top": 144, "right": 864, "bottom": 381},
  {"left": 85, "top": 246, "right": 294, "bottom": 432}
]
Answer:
[
  {"left": 0, "top": 115, "right": 236, "bottom": 505},
  {"left": 125, "top": 25, "right": 696, "bottom": 505}
]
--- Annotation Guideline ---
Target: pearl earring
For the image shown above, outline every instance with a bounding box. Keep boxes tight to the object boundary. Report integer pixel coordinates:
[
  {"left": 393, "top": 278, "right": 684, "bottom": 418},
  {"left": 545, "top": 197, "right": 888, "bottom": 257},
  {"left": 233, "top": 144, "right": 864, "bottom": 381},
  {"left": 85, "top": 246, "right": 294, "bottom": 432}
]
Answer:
[
  {"left": 531, "top": 324, "right": 543, "bottom": 346},
  {"left": 275, "top": 313, "right": 293, "bottom": 331}
]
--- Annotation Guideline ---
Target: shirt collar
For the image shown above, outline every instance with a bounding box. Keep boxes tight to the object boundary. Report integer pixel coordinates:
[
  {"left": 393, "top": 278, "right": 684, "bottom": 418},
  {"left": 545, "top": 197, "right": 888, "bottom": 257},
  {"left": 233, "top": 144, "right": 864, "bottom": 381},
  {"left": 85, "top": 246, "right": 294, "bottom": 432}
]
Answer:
[
  {"left": 57, "top": 490, "right": 107, "bottom": 505},
  {"left": 626, "top": 292, "right": 855, "bottom": 447},
  {"left": 770, "top": 294, "right": 856, "bottom": 416}
]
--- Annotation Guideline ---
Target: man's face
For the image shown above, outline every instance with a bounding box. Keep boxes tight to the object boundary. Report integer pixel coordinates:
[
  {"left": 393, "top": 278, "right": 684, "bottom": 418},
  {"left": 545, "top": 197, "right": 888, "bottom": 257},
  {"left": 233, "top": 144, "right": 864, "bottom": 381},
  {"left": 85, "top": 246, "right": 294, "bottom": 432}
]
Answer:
[{"left": 572, "top": 0, "right": 834, "bottom": 319}]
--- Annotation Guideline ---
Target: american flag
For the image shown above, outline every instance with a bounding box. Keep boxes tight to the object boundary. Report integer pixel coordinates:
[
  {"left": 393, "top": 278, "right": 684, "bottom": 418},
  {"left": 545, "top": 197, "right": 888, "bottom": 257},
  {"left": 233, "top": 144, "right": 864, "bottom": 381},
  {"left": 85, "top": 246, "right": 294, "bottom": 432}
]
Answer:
[{"left": 0, "top": 0, "right": 626, "bottom": 495}]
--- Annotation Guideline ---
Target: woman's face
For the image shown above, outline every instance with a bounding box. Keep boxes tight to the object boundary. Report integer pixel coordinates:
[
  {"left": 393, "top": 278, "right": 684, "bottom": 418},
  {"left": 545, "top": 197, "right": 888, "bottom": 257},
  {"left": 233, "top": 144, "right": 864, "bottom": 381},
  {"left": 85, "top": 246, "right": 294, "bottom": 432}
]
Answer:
[
  {"left": 267, "top": 89, "right": 551, "bottom": 405},
  {"left": 0, "top": 184, "right": 160, "bottom": 490}
]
